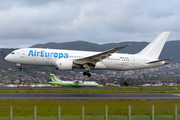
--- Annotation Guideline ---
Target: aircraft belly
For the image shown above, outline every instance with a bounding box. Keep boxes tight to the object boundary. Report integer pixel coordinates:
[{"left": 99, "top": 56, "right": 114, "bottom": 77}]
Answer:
[
  {"left": 95, "top": 61, "right": 126, "bottom": 71},
  {"left": 19, "top": 57, "right": 54, "bottom": 66},
  {"left": 107, "top": 61, "right": 124, "bottom": 70},
  {"left": 100, "top": 60, "right": 144, "bottom": 71}
]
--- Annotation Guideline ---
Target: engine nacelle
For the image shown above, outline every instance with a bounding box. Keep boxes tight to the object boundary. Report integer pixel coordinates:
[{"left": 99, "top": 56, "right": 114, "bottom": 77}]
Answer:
[{"left": 55, "top": 59, "right": 73, "bottom": 71}]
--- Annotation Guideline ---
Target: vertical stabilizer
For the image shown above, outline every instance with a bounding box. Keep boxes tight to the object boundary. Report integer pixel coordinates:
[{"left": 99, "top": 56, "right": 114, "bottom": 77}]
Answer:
[
  {"left": 50, "top": 73, "right": 62, "bottom": 83},
  {"left": 138, "top": 32, "right": 170, "bottom": 59}
]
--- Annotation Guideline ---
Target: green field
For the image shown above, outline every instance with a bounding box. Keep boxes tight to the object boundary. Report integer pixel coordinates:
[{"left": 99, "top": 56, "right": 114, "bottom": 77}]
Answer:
[
  {"left": 1, "top": 87, "right": 180, "bottom": 93},
  {"left": 1, "top": 116, "right": 179, "bottom": 120},
  {"left": 0, "top": 100, "right": 179, "bottom": 117}
]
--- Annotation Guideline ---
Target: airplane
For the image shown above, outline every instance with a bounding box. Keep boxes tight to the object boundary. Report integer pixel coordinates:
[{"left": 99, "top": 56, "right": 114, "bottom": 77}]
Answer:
[
  {"left": 5, "top": 84, "right": 18, "bottom": 87},
  {"left": 5, "top": 32, "right": 172, "bottom": 77},
  {"left": 50, "top": 73, "right": 99, "bottom": 87}
]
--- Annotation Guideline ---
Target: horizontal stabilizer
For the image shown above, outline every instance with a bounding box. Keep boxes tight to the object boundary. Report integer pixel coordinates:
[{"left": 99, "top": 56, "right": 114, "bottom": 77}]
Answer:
[{"left": 147, "top": 58, "right": 173, "bottom": 64}]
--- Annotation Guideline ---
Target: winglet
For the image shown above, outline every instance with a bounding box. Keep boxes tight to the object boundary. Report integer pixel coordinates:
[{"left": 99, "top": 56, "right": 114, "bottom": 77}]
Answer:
[
  {"left": 101, "top": 44, "right": 131, "bottom": 54},
  {"left": 112, "top": 44, "right": 131, "bottom": 53}
]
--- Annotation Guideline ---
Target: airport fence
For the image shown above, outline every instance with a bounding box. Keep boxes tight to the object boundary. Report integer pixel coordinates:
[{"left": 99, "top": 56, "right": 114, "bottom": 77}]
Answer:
[{"left": 1, "top": 105, "right": 180, "bottom": 120}]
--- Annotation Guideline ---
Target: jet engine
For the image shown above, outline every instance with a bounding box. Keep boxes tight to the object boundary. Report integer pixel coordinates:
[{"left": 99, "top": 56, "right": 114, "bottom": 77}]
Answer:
[{"left": 55, "top": 59, "right": 73, "bottom": 71}]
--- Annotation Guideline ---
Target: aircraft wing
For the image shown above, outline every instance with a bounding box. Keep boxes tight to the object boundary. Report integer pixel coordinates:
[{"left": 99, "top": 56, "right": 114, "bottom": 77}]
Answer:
[{"left": 74, "top": 44, "right": 130, "bottom": 66}]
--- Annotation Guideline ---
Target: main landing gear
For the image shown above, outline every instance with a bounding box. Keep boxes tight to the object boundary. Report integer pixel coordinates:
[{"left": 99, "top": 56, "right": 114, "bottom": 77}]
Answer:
[{"left": 83, "top": 71, "right": 91, "bottom": 77}]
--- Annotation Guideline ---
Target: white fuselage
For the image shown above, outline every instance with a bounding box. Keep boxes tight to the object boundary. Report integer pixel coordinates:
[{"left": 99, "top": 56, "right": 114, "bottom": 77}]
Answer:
[
  {"left": 5, "top": 48, "right": 165, "bottom": 71},
  {"left": 56, "top": 80, "right": 99, "bottom": 87}
]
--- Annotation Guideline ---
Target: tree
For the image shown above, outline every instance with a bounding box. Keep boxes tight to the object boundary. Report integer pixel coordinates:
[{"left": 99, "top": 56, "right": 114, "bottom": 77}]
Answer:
[{"left": 123, "top": 80, "right": 129, "bottom": 86}]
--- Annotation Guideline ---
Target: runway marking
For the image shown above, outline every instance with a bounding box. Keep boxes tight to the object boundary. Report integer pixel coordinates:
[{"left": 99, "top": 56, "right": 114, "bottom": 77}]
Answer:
[{"left": 172, "top": 94, "right": 180, "bottom": 97}]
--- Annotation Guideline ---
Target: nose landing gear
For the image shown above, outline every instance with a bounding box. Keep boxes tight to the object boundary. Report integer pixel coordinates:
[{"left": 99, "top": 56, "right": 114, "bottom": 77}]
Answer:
[
  {"left": 16, "top": 63, "right": 22, "bottom": 71},
  {"left": 18, "top": 67, "right": 22, "bottom": 71}
]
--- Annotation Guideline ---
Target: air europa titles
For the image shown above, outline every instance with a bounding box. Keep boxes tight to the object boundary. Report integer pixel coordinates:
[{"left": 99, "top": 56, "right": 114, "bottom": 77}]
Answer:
[{"left": 28, "top": 50, "right": 68, "bottom": 59}]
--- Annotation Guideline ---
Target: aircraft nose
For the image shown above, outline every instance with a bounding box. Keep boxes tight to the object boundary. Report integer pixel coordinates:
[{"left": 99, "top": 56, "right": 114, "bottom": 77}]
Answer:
[{"left": 5, "top": 55, "right": 10, "bottom": 62}]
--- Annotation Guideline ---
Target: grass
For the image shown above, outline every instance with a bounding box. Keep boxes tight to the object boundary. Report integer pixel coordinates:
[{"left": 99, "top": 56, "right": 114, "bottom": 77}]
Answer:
[
  {"left": 1, "top": 116, "right": 179, "bottom": 120},
  {"left": 0, "top": 87, "right": 180, "bottom": 93},
  {"left": 0, "top": 100, "right": 179, "bottom": 117}
]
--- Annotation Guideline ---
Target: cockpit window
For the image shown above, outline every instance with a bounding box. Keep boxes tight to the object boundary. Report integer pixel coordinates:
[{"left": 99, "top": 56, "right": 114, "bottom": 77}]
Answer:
[{"left": 11, "top": 52, "right": 15, "bottom": 54}]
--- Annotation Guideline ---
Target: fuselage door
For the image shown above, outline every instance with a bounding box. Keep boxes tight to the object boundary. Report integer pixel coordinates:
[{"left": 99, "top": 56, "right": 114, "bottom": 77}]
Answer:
[
  {"left": 20, "top": 51, "right": 25, "bottom": 58},
  {"left": 131, "top": 58, "right": 135, "bottom": 65}
]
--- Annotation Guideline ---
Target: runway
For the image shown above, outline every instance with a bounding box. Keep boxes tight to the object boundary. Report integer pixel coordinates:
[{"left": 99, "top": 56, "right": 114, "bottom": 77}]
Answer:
[
  {"left": 0, "top": 87, "right": 180, "bottom": 90},
  {"left": 0, "top": 86, "right": 180, "bottom": 90},
  {"left": 1, "top": 93, "right": 180, "bottom": 100}
]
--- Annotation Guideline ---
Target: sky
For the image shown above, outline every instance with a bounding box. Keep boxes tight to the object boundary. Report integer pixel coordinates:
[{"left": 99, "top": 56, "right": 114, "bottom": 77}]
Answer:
[{"left": 0, "top": 0, "right": 180, "bottom": 48}]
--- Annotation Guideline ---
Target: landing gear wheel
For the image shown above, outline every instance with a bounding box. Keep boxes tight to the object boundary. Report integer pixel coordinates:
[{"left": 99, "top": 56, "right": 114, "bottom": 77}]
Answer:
[
  {"left": 18, "top": 68, "right": 22, "bottom": 71},
  {"left": 87, "top": 73, "right": 91, "bottom": 77},
  {"left": 83, "top": 72, "right": 86, "bottom": 76},
  {"left": 83, "top": 71, "right": 91, "bottom": 77}
]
